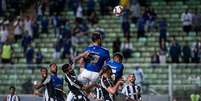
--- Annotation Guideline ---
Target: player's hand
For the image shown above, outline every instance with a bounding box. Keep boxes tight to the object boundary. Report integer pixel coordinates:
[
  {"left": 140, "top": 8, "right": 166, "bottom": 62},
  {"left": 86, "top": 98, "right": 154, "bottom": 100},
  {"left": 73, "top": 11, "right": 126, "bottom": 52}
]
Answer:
[
  {"left": 83, "top": 51, "right": 90, "bottom": 58},
  {"left": 117, "top": 79, "right": 125, "bottom": 84}
]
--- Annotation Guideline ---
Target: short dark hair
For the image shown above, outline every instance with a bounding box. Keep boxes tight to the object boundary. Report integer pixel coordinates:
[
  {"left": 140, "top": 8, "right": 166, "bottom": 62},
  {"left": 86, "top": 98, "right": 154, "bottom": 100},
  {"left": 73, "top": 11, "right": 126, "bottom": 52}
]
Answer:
[
  {"left": 9, "top": 86, "right": 15, "bottom": 90},
  {"left": 91, "top": 32, "right": 101, "bottom": 42},
  {"left": 100, "top": 65, "right": 112, "bottom": 76},
  {"left": 40, "top": 67, "right": 48, "bottom": 72},
  {"left": 113, "top": 52, "right": 123, "bottom": 60},
  {"left": 62, "top": 64, "right": 71, "bottom": 73},
  {"left": 49, "top": 63, "right": 57, "bottom": 68}
]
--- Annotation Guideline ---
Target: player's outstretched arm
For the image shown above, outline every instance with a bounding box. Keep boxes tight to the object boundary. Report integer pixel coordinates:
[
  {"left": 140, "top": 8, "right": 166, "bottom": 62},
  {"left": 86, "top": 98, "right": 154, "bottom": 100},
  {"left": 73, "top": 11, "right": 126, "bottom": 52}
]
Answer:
[
  {"left": 73, "top": 51, "right": 89, "bottom": 63},
  {"left": 106, "top": 79, "right": 124, "bottom": 94}
]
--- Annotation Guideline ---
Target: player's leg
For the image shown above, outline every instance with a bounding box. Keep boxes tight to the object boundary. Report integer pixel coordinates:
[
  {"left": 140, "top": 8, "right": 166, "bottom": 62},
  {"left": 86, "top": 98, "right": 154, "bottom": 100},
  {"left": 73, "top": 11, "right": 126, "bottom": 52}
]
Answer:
[
  {"left": 77, "top": 69, "right": 91, "bottom": 84},
  {"left": 66, "top": 91, "right": 74, "bottom": 101}
]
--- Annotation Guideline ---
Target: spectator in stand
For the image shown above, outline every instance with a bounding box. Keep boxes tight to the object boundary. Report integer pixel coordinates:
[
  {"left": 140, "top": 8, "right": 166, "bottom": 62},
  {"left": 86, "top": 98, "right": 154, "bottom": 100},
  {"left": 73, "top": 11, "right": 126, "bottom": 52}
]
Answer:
[
  {"left": 169, "top": 37, "right": 181, "bottom": 63},
  {"left": 51, "top": 13, "right": 60, "bottom": 37},
  {"left": 134, "top": 64, "right": 144, "bottom": 87},
  {"left": 53, "top": 39, "right": 63, "bottom": 60},
  {"left": 181, "top": 9, "right": 192, "bottom": 35},
  {"left": 24, "top": 16, "right": 33, "bottom": 36},
  {"left": 36, "top": 48, "right": 43, "bottom": 64},
  {"left": 32, "top": 20, "right": 39, "bottom": 39},
  {"left": 62, "top": 39, "right": 72, "bottom": 59},
  {"left": 121, "top": 8, "right": 130, "bottom": 40},
  {"left": 87, "top": 0, "right": 95, "bottom": 17},
  {"left": 137, "top": 17, "right": 146, "bottom": 38},
  {"left": 121, "top": 38, "right": 133, "bottom": 61},
  {"left": 68, "top": 0, "right": 79, "bottom": 16},
  {"left": 113, "top": 36, "right": 121, "bottom": 54},
  {"left": 147, "top": 8, "right": 157, "bottom": 32},
  {"left": 1, "top": 40, "right": 13, "bottom": 64},
  {"left": 191, "top": 41, "right": 201, "bottom": 63},
  {"left": 1, "top": 26, "right": 9, "bottom": 44},
  {"left": 88, "top": 12, "right": 99, "bottom": 25},
  {"left": 21, "top": 31, "right": 32, "bottom": 53},
  {"left": 130, "top": 0, "right": 140, "bottom": 24},
  {"left": 159, "top": 39, "right": 167, "bottom": 64},
  {"left": 159, "top": 18, "right": 167, "bottom": 43},
  {"left": 75, "top": 2, "right": 83, "bottom": 24},
  {"left": 143, "top": 7, "right": 151, "bottom": 25},
  {"left": 26, "top": 44, "right": 35, "bottom": 69},
  {"left": 99, "top": 0, "right": 109, "bottom": 16},
  {"left": 182, "top": 42, "right": 191, "bottom": 63},
  {"left": 41, "top": 15, "right": 49, "bottom": 33},
  {"left": 13, "top": 18, "right": 23, "bottom": 41},
  {"left": 151, "top": 51, "right": 160, "bottom": 64},
  {"left": 192, "top": 9, "right": 201, "bottom": 35}
]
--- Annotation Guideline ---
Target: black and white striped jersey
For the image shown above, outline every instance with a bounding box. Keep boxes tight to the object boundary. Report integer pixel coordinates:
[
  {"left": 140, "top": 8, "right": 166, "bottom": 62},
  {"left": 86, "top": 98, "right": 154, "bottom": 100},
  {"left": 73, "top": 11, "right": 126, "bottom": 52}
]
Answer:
[
  {"left": 121, "top": 83, "right": 142, "bottom": 101},
  {"left": 6, "top": 94, "right": 20, "bottom": 101},
  {"left": 64, "top": 74, "right": 89, "bottom": 101},
  {"left": 100, "top": 76, "right": 115, "bottom": 101}
]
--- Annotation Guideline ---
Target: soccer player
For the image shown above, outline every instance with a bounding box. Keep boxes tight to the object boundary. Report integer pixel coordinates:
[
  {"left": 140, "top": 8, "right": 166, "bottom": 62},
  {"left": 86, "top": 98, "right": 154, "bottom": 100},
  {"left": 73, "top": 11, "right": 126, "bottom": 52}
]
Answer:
[
  {"left": 35, "top": 64, "right": 65, "bottom": 101},
  {"left": 3, "top": 86, "right": 20, "bottom": 101},
  {"left": 122, "top": 74, "right": 142, "bottom": 101},
  {"left": 107, "top": 52, "right": 124, "bottom": 83},
  {"left": 74, "top": 32, "right": 110, "bottom": 84},
  {"left": 62, "top": 64, "right": 96, "bottom": 101},
  {"left": 34, "top": 67, "right": 55, "bottom": 101},
  {"left": 100, "top": 66, "right": 125, "bottom": 101}
]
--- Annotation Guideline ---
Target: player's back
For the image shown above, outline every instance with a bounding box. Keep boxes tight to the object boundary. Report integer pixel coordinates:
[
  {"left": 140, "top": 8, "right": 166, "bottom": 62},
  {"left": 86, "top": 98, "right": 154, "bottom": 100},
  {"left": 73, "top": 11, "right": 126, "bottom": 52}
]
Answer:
[
  {"left": 84, "top": 45, "right": 110, "bottom": 72},
  {"left": 107, "top": 60, "right": 124, "bottom": 81}
]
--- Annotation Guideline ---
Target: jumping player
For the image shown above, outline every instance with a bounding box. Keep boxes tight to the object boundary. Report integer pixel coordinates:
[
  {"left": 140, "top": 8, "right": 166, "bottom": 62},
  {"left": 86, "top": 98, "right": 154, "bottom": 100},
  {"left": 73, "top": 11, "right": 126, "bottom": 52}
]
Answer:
[
  {"left": 74, "top": 32, "right": 110, "bottom": 84},
  {"left": 107, "top": 52, "right": 124, "bottom": 83},
  {"left": 100, "top": 66, "right": 125, "bottom": 101},
  {"left": 62, "top": 64, "right": 97, "bottom": 101}
]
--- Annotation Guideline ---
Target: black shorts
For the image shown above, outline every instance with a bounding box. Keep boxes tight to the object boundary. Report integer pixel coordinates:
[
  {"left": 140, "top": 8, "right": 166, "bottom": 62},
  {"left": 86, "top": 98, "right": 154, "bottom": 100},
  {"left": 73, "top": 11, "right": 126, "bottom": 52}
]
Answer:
[{"left": 183, "top": 25, "right": 192, "bottom": 33}]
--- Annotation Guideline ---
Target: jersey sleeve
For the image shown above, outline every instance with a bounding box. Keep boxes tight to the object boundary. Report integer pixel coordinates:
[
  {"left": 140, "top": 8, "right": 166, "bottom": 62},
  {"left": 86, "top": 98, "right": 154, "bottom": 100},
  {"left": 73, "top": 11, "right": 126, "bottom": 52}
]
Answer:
[
  {"left": 121, "top": 85, "right": 127, "bottom": 95},
  {"left": 65, "top": 75, "right": 83, "bottom": 89},
  {"left": 42, "top": 76, "right": 51, "bottom": 85},
  {"left": 105, "top": 50, "right": 110, "bottom": 62}
]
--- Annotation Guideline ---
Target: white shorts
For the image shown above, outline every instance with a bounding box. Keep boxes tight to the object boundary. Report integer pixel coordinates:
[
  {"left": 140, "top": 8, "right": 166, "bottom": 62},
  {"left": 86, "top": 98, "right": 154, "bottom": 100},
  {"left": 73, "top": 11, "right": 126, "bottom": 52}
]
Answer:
[
  {"left": 78, "top": 69, "right": 99, "bottom": 84},
  {"left": 66, "top": 91, "right": 74, "bottom": 101}
]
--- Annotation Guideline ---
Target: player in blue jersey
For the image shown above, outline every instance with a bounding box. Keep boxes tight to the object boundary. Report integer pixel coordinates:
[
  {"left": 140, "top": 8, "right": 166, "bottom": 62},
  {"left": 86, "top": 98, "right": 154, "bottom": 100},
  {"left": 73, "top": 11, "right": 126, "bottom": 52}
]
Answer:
[
  {"left": 107, "top": 52, "right": 124, "bottom": 83},
  {"left": 74, "top": 32, "right": 110, "bottom": 84}
]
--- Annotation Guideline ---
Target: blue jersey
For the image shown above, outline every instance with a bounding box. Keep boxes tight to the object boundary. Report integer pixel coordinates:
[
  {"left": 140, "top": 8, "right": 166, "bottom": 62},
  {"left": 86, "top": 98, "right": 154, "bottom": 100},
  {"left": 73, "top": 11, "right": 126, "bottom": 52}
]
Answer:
[
  {"left": 84, "top": 45, "right": 110, "bottom": 72},
  {"left": 107, "top": 60, "right": 124, "bottom": 81},
  {"left": 50, "top": 74, "right": 64, "bottom": 89}
]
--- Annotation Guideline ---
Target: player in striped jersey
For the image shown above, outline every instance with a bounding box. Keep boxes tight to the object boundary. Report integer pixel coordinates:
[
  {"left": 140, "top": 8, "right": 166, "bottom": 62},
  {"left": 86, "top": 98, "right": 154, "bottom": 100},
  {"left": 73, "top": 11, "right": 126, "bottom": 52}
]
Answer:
[
  {"left": 3, "top": 86, "right": 20, "bottom": 101},
  {"left": 100, "top": 66, "right": 125, "bottom": 101},
  {"left": 62, "top": 64, "right": 97, "bottom": 101},
  {"left": 34, "top": 67, "right": 55, "bottom": 101},
  {"left": 121, "top": 74, "right": 142, "bottom": 101}
]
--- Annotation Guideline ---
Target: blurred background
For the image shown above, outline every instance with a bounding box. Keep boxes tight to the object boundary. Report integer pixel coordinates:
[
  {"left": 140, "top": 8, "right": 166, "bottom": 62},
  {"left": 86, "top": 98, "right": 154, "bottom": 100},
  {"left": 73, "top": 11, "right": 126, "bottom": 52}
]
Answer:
[{"left": 0, "top": 0, "right": 200, "bottom": 101}]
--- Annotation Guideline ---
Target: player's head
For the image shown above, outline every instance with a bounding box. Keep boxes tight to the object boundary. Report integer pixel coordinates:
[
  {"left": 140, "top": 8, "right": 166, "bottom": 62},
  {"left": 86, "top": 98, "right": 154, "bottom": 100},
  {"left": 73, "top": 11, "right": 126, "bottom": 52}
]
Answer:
[
  {"left": 62, "top": 64, "right": 73, "bottom": 75},
  {"left": 113, "top": 52, "right": 123, "bottom": 63},
  {"left": 127, "top": 74, "right": 135, "bottom": 83},
  {"left": 50, "top": 63, "right": 57, "bottom": 74},
  {"left": 9, "top": 86, "right": 16, "bottom": 95},
  {"left": 100, "top": 65, "right": 113, "bottom": 77},
  {"left": 91, "top": 32, "right": 102, "bottom": 45},
  {"left": 40, "top": 67, "right": 48, "bottom": 78}
]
